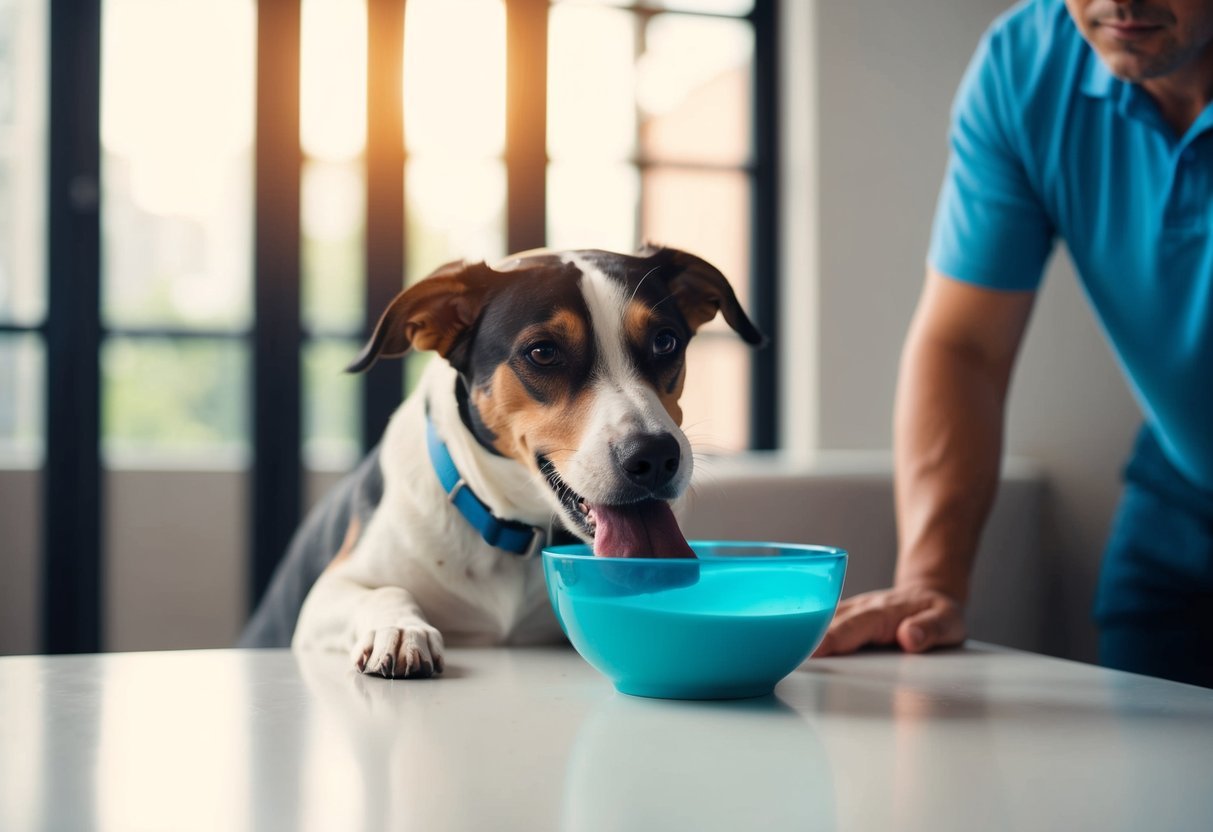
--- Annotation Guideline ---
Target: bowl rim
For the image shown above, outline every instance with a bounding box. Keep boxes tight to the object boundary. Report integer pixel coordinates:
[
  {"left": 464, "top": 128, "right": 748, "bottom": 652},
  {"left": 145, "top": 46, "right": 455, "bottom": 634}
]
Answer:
[{"left": 541, "top": 540, "right": 848, "bottom": 564}]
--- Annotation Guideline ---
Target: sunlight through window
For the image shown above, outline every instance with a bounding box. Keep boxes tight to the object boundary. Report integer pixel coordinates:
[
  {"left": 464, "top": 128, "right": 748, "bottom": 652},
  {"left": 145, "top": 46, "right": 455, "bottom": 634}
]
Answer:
[
  {"left": 403, "top": 0, "right": 505, "bottom": 159},
  {"left": 547, "top": 5, "right": 636, "bottom": 162},
  {"left": 101, "top": 0, "right": 254, "bottom": 219},
  {"left": 100, "top": 0, "right": 255, "bottom": 332},
  {"left": 99, "top": 0, "right": 255, "bottom": 464},
  {"left": 301, "top": 0, "right": 367, "bottom": 162}
]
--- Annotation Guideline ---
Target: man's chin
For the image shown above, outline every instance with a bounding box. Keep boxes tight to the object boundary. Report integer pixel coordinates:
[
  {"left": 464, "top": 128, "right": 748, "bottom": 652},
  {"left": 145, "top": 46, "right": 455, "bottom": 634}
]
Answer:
[{"left": 1091, "top": 38, "right": 1187, "bottom": 82}]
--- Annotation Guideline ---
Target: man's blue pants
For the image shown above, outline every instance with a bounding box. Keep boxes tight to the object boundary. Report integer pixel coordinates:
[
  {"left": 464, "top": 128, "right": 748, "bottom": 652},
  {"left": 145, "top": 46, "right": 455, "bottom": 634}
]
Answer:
[{"left": 1094, "top": 425, "right": 1213, "bottom": 689}]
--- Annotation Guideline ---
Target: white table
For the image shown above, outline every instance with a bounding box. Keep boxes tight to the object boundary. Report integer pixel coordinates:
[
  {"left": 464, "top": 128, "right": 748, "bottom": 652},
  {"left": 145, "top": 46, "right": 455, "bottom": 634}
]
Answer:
[{"left": 2, "top": 644, "right": 1211, "bottom": 831}]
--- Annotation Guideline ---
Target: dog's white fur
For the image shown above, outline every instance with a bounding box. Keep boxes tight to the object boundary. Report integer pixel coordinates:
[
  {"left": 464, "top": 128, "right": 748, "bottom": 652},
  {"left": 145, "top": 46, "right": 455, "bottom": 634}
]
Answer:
[
  {"left": 292, "top": 256, "right": 693, "bottom": 676},
  {"left": 560, "top": 256, "right": 694, "bottom": 504}
]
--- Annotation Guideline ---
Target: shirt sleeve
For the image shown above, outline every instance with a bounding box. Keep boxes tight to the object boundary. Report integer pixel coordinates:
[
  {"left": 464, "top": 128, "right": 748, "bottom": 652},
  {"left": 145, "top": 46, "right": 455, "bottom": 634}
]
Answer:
[{"left": 927, "top": 27, "right": 1055, "bottom": 291}]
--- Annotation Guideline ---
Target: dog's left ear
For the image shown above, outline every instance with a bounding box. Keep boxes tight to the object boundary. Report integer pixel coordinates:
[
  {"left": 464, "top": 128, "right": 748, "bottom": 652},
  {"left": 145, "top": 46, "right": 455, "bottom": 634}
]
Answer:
[
  {"left": 346, "top": 260, "right": 498, "bottom": 372},
  {"left": 642, "top": 245, "right": 768, "bottom": 347}
]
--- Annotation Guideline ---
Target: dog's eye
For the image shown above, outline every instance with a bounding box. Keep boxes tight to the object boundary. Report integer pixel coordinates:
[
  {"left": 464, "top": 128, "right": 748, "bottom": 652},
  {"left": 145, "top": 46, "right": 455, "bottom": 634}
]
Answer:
[
  {"left": 652, "top": 329, "right": 680, "bottom": 357},
  {"left": 526, "top": 342, "right": 561, "bottom": 367}
]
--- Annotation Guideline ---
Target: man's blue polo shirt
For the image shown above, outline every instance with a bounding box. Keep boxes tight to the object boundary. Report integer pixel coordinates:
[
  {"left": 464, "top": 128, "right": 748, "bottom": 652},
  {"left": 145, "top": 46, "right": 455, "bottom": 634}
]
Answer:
[{"left": 927, "top": 0, "right": 1213, "bottom": 490}]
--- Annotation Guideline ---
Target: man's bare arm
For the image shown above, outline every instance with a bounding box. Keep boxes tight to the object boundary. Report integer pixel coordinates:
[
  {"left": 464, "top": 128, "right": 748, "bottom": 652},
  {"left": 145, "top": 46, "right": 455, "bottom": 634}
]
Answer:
[{"left": 815, "top": 267, "right": 1036, "bottom": 656}]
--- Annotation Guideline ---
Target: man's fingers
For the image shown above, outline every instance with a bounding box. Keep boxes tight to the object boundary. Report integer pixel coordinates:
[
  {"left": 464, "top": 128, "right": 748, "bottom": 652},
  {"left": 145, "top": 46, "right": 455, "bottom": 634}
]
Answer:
[
  {"left": 896, "top": 603, "right": 966, "bottom": 653},
  {"left": 815, "top": 602, "right": 908, "bottom": 657},
  {"left": 815, "top": 606, "right": 892, "bottom": 659},
  {"left": 814, "top": 588, "right": 963, "bottom": 657}
]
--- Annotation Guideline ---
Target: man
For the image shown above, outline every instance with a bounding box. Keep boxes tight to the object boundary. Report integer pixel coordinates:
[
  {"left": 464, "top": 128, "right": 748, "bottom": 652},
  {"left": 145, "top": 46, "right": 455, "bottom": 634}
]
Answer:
[{"left": 815, "top": 0, "right": 1213, "bottom": 688}]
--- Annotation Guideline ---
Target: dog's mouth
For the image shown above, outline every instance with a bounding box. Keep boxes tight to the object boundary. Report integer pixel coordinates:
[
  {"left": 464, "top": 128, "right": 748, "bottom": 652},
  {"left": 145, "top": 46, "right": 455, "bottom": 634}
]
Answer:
[{"left": 538, "top": 455, "right": 695, "bottom": 559}]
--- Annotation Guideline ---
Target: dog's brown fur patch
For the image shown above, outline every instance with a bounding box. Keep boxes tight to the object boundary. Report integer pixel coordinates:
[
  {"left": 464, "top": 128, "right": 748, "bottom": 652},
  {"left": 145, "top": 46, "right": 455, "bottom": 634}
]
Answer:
[
  {"left": 324, "top": 516, "right": 363, "bottom": 574},
  {"left": 624, "top": 299, "right": 685, "bottom": 426},
  {"left": 468, "top": 305, "right": 596, "bottom": 466},
  {"left": 546, "top": 307, "right": 589, "bottom": 349},
  {"left": 472, "top": 363, "right": 595, "bottom": 467},
  {"left": 657, "top": 365, "right": 685, "bottom": 426}
]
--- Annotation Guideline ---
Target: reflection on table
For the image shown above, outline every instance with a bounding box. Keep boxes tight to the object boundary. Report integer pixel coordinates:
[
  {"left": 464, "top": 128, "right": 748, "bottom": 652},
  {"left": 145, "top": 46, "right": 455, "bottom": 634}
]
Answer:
[{"left": 1, "top": 644, "right": 1212, "bottom": 831}]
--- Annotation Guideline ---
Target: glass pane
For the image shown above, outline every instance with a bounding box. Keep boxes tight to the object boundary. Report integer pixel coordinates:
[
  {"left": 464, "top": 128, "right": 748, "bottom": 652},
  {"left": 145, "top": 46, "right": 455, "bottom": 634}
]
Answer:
[
  {"left": 302, "top": 160, "right": 365, "bottom": 334},
  {"left": 638, "top": 14, "right": 752, "bottom": 165},
  {"left": 101, "top": 337, "right": 249, "bottom": 464},
  {"left": 0, "top": 0, "right": 47, "bottom": 325},
  {"left": 550, "top": 0, "right": 754, "bottom": 15},
  {"left": 547, "top": 4, "right": 636, "bottom": 161},
  {"left": 304, "top": 338, "right": 361, "bottom": 471},
  {"left": 100, "top": 0, "right": 255, "bottom": 330},
  {"left": 681, "top": 334, "right": 749, "bottom": 454},
  {"left": 0, "top": 333, "right": 44, "bottom": 466},
  {"left": 404, "top": 0, "right": 505, "bottom": 158},
  {"left": 301, "top": 0, "right": 367, "bottom": 163},
  {"left": 642, "top": 166, "right": 750, "bottom": 333},
  {"left": 647, "top": 0, "right": 753, "bottom": 13},
  {"left": 405, "top": 156, "right": 506, "bottom": 283},
  {"left": 547, "top": 160, "right": 639, "bottom": 253}
]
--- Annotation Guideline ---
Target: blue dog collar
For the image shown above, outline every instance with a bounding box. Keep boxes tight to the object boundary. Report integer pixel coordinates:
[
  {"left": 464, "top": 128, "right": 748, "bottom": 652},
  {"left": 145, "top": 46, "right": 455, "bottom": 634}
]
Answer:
[{"left": 426, "top": 413, "right": 546, "bottom": 557}]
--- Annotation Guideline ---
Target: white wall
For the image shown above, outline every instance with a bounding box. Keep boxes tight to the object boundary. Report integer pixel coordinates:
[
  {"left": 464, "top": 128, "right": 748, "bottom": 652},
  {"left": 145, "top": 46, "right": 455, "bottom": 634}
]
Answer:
[
  {"left": 680, "top": 454, "right": 1048, "bottom": 653},
  {"left": 0, "top": 470, "right": 40, "bottom": 655},
  {"left": 104, "top": 470, "right": 248, "bottom": 651},
  {"left": 0, "top": 468, "right": 327, "bottom": 655},
  {"left": 781, "top": 0, "right": 1142, "bottom": 661}
]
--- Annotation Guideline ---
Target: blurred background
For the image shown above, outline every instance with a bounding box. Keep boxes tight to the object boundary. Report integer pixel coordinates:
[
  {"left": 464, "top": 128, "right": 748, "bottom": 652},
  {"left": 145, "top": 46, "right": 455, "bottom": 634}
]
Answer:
[{"left": 0, "top": 0, "right": 1141, "bottom": 665}]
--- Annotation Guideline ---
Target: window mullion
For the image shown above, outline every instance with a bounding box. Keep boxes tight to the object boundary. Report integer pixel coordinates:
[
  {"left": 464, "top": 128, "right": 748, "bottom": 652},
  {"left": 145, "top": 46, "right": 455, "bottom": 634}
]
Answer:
[
  {"left": 750, "top": 0, "right": 778, "bottom": 450},
  {"left": 505, "top": 0, "right": 548, "bottom": 254},
  {"left": 363, "top": 0, "right": 407, "bottom": 452},
  {"left": 44, "top": 0, "right": 103, "bottom": 654},
  {"left": 252, "top": 0, "right": 304, "bottom": 608}
]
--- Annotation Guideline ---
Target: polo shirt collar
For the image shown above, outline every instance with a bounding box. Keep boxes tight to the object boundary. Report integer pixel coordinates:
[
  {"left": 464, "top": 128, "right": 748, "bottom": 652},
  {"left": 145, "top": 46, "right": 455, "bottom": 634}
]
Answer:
[
  {"left": 1078, "top": 48, "right": 1173, "bottom": 134},
  {"left": 1080, "top": 49, "right": 1116, "bottom": 99}
]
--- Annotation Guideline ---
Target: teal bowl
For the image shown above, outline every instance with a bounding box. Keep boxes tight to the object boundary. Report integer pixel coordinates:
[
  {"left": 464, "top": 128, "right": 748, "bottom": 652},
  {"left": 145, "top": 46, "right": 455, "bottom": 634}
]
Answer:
[{"left": 542, "top": 541, "right": 847, "bottom": 700}]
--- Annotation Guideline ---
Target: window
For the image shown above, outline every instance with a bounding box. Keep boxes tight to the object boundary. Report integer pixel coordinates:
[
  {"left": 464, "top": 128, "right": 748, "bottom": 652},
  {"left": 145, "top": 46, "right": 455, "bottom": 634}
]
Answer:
[
  {"left": 298, "top": 0, "right": 771, "bottom": 473},
  {"left": 0, "top": 0, "right": 48, "bottom": 658},
  {"left": 548, "top": 0, "right": 760, "bottom": 453},
  {"left": 8, "top": 0, "right": 776, "bottom": 653},
  {"left": 0, "top": 0, "right": 47, "bottom": 466},
  {"left": 299, "top": 0, "right": 366, "bottom": 471},
  {"left": 100, "top": 0, "right": 254, "bottom": 464}
]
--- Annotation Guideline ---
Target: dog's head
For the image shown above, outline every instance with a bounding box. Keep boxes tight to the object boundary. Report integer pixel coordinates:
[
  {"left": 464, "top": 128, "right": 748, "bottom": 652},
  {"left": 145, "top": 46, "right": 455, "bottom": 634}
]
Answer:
[{"left": 349, "top": 246, "right": 766, "bottom": 555}]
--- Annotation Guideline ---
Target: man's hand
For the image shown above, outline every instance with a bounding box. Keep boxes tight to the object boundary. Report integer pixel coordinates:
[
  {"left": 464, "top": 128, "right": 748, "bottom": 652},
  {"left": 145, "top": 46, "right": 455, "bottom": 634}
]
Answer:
[{"left": 813, "top": 586, "right": 966, "bottom": 657}]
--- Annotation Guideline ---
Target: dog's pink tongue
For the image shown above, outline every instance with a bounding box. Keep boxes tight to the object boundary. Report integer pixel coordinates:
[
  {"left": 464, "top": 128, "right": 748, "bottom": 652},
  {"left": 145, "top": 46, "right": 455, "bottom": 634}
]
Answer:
[{"left": 591, "top": 500, "right": 696, "bottom": 558}]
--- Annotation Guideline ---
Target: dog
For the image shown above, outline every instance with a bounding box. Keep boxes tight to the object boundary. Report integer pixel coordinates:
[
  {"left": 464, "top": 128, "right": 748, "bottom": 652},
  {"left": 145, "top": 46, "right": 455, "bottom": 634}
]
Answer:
[{"left": 238, "top": 245, "right": 765, "bottom": 678}]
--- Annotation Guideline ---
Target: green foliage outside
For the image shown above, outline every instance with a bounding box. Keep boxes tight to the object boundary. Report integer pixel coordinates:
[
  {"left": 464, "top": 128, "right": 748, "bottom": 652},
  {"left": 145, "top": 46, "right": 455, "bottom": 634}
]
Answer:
[{"left": 102, "top": 338, "right": 248, "bottom": 457}]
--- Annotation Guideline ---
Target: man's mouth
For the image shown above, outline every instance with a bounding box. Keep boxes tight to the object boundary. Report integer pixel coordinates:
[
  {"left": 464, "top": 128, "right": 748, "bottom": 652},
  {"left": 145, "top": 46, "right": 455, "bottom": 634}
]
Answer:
[
  {"left": 1098, "top": 18, "right": 1164, "bottom": 41},
  {"left": 538, "top": 454, "right": 695, "bottom": 559}
]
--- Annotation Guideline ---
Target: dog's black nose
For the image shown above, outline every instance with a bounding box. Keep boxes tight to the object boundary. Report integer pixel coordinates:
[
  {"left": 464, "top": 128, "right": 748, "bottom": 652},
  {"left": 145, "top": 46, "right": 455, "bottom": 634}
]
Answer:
[{"left": 615, "top": 433, "right": 681, "bottom": 492}]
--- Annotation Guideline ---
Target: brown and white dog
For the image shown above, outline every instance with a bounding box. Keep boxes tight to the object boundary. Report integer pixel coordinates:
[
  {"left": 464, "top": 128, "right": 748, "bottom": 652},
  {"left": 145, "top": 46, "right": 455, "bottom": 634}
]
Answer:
[{"left": 238, "top": 246, "right": 765, "bottom": 677}]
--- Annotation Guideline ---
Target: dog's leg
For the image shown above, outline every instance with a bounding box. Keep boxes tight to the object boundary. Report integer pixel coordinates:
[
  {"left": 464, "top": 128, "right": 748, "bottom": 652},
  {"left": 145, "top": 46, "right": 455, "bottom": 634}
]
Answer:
[
  {"left": 348, "top": 583, "right": 447, "bottom": 679},
  {"left": 294, "top": 570, "right": 446, "bottom": 679}
]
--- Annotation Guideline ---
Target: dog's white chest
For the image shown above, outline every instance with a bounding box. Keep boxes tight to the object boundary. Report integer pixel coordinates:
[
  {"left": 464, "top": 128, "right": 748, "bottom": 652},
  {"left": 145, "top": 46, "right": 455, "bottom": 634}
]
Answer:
[{"left": 418, "top": 546, "right": 560, "bottom": 645}]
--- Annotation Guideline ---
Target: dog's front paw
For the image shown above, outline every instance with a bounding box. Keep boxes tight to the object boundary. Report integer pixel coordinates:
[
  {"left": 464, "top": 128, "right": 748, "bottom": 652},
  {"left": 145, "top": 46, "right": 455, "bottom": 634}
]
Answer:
[{"left": 352, "top": 622, "right": 446, "bottom": 679}]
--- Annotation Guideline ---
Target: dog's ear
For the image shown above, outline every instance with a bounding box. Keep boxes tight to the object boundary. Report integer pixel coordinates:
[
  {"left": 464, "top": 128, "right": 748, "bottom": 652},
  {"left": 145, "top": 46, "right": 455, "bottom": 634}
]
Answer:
[
  {"left": 346, "top": 260, "right": 498, "bottom": 372},
  {"left": 640, "top": 245, "right": 767, "bottom": 347}
]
